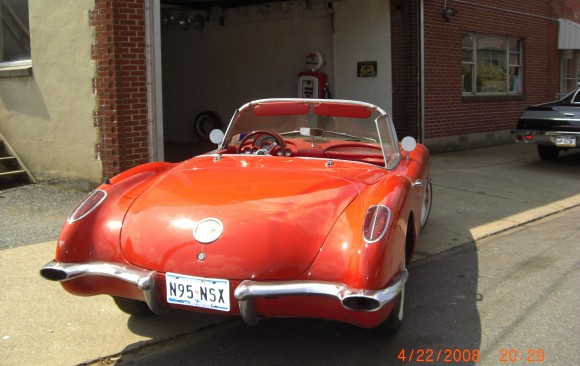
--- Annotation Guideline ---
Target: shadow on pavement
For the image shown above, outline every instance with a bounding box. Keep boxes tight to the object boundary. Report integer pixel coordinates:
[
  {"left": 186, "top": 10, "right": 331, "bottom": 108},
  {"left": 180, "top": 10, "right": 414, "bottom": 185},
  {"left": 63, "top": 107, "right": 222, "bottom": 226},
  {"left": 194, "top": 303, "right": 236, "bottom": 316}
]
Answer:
[
  {"left": 90, "top": 145, "right": 579, "bottom": 365},
  {"left": 103, "top": 144, "right": 580, "bottom": 365},
  {"left": 114, "top": 243, "right": 481, "bottom": 366}
]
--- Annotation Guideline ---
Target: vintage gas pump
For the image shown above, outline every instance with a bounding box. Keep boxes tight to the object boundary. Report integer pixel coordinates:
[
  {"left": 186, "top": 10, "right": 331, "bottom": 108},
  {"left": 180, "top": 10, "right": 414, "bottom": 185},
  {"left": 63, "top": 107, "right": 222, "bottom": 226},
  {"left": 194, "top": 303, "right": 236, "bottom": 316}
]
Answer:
[{"left": 298, "top": 51, "right": 331, "bottom": 98}]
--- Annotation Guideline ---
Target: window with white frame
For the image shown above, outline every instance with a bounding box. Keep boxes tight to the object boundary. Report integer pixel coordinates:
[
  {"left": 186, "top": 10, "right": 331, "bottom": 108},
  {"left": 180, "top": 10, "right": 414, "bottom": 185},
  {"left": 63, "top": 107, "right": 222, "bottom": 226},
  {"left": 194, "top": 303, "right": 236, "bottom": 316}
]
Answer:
[
  {"left": 0, "top": 0, "right": 31, "bottom": 66},
  {"left": 462, "top": 33, "right": 522, "bottom": 96}
]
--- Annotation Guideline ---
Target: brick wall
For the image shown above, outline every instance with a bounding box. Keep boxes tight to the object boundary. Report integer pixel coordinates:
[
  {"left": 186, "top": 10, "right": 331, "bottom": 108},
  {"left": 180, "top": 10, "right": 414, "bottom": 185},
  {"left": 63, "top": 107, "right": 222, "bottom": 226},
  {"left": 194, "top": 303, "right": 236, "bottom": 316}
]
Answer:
[
  {"left": 562, "top": 0, "right": 580, "bottom": 22},
  {"left": 391, "top": 0, "right": 565, "bottom": 142},
  {"left": 390, "top": 0, "right": 420, "bottom": 139},
  {"left": 90, "top": 0, "right": 148, "bottom": 179}
]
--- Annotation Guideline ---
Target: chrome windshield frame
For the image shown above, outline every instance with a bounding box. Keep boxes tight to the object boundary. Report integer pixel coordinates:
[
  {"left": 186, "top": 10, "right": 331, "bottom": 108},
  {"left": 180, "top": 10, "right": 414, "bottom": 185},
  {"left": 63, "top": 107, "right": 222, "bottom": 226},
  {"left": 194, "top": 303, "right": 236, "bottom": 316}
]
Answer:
[{"left": 218, "top": 98, "right": 402, "bottom": 170}]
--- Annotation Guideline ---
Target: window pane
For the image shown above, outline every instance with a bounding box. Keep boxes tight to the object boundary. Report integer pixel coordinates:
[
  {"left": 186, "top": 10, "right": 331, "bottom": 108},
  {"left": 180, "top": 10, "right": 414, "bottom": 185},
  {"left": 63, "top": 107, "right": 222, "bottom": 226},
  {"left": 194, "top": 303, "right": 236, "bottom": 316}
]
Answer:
[
  {"left": 508, "top": 38, "right": 521, "bottom": 67},
  {"left": 508, "top": 38, "right": 520, "bottom": 52},
  {"left": 0, "top": 0, "right": 31, "bottom": 63},
  {"left": 509, "top": 67, "right": 521, "bottom": 93},
  {"left": 463, "top": 33, "right": 522, "bottom": 96},
  {"left": 476, "top": 35, "right": 507, "bottom": 93},
  {"left": 462, "top": 64, "right": 473, "bottom": 93},
  {"left": 509, "top": 53, "right": 520, "bottom": 65}
]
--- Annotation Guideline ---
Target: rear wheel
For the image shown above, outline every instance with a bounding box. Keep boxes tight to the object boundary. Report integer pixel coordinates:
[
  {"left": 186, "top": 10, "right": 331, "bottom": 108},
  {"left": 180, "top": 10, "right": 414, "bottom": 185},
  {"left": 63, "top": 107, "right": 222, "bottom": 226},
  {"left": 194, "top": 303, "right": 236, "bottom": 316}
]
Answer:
[
  {"left": 112, "top": 296, "right": 155, "bottom": 316},
  {"left": 420, "top": 179, "right": 432, "bottom": 231},
  {"left": 376, "top": 221, "right": 411, "bottom": 336},
  {"left": 194, "top": 111, "right": 221, "bottom": 141},
  {"left": 538, "top": 145, "right": 559, "bottom": 161},
  {"left": 375, "top": 286, "right": 405, "bottom": 336}
]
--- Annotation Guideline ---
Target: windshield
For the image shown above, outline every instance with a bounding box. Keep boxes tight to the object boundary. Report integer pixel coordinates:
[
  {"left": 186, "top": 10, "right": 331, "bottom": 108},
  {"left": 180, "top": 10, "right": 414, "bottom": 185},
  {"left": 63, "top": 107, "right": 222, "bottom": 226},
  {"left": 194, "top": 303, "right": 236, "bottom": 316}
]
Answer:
[{"left": 221, "top": 99, "right": 401, "bottom": 169}]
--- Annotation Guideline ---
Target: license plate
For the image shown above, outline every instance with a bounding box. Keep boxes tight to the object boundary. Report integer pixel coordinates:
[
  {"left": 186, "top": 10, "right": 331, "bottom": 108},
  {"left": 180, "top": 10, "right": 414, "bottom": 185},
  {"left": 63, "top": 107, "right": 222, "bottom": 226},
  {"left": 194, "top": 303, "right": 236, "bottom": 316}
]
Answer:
[
  {"left": 556, "top": 136, "right": 576, "bottom": 147},
  {"left": 166, "top": 272, "right": 230, "bottom": 311}
]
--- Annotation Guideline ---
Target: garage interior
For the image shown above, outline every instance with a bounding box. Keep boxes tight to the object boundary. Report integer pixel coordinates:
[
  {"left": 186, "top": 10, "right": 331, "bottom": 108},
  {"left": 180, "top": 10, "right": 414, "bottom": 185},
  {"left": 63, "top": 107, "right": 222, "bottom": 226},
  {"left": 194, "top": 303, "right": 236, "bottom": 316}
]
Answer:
[{"left": 159, "top": 0, "right": 393, "bottom": 162}]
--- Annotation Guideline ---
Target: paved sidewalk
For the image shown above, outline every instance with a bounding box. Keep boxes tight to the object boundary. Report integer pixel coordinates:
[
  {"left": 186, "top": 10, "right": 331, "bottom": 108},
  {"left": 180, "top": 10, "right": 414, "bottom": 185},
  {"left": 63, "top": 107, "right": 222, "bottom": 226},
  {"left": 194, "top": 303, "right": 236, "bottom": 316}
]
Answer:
[
  {"left": 415, "top": 143, "right": 580, "bottom": 260},
  {"left": 0, "top": 143, "right": 579, "bottom": 365}
]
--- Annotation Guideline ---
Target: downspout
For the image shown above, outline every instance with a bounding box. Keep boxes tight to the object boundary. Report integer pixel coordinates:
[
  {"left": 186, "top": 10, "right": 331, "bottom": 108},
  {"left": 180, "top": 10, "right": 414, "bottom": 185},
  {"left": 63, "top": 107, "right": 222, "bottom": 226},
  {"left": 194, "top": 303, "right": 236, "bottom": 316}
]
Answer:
[
  {"left": 145, "top": 0, "right": 164, "bottom": 162},
  {"left": 419, "top": 0, "right": 425, "bottom": 143}
]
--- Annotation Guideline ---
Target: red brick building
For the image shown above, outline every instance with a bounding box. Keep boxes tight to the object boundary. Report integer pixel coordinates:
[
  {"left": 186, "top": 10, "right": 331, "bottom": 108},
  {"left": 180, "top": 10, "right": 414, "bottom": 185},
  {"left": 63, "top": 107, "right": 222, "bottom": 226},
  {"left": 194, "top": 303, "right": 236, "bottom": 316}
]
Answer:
[
  {"left": 391, "top": 0, "right": 579, "bottom": 152},
  {"left": 90, "top": 0, "right": 578, "bottom": 179}
]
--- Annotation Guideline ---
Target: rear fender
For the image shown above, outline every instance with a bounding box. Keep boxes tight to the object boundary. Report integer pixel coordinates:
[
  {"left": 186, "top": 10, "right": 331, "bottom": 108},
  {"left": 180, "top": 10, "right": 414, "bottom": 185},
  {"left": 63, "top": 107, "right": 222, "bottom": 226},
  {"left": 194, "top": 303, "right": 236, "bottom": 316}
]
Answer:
[
  {"left": 56, "top": 162, "right": 175, "bottom": 264},
  {"left": 304, "top": 174, "right": 412, "bottom": 290},
  {"left": 55, "top": 163, "right": 175, "bottom": 296}
]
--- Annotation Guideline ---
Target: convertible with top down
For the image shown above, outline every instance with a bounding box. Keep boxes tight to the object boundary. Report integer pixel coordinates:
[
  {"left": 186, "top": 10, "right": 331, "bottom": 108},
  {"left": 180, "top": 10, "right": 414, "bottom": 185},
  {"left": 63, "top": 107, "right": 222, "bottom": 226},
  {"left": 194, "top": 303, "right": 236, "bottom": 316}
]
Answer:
[{"left": 40, "top": 98, "right": 432, "bottom": 335}]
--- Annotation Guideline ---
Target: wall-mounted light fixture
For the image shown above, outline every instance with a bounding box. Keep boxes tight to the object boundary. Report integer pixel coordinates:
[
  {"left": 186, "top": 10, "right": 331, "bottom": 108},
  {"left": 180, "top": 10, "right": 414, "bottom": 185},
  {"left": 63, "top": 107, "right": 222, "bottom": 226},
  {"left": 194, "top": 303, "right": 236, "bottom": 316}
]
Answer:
[{"left": 443, "top": 0, "right": 458, "bottom": 22}]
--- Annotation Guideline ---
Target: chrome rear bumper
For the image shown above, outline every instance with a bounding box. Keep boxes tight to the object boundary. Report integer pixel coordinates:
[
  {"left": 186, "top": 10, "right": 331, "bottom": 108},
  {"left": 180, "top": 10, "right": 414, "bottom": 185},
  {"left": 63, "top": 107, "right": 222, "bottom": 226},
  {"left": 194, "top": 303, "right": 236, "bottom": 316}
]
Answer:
[
  {"left": 512, "top": 129, "right": 580, "bottom": 147},
  {"left": 40, "top": 261, "right": 169, "bottom": 315},
  {"left": 40, "top": 260, "right": 407, "bottom": 326},
  {"left": 234, "top": 269, "right": 408, "bottom": 325}
]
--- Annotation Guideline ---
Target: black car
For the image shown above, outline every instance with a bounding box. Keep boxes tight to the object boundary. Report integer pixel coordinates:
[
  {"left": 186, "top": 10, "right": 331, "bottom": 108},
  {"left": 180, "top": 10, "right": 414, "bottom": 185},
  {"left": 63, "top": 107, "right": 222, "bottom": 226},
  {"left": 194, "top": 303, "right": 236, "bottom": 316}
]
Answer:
[{"left": 512, "top": 89, "right": 580, "bottom": 160}]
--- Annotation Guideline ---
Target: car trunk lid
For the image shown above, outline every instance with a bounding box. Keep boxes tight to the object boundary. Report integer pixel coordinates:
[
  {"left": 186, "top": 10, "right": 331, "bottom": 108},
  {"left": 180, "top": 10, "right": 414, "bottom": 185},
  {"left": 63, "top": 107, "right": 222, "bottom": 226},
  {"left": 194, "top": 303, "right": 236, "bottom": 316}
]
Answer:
[{"left": 120, "top": 155, "right": 361, "bottom": 280}]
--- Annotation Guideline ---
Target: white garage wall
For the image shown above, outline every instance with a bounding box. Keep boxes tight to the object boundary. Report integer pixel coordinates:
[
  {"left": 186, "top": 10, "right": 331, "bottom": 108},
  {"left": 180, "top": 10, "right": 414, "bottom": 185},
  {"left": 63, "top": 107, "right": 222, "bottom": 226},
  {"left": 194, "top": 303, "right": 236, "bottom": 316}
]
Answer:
[
  {"left": 333, "top": 0, "right": 392, "bottom": 114},
  {"left": 162, "top": 1, "right": 334, "bottom": 142},
  {"left": 161, "top": 0, "right": 393, "bottom": 143}
]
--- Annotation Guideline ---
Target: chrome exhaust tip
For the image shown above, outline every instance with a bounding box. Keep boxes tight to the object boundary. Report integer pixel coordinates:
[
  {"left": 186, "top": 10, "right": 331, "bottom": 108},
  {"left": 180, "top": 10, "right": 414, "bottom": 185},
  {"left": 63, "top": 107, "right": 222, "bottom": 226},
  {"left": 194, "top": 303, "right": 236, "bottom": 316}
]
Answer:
[
  {"left": 342, "top": 296, "right": 381, "bottom": 312},
  {"left": 40, "top": 267, "right": 69, "bottom": 281},
  {"left": 39, "top": 260, "right": 170, "bottom": 316},
  {"left": 341, "top": 269, "right": 407, "bottom": 312}
]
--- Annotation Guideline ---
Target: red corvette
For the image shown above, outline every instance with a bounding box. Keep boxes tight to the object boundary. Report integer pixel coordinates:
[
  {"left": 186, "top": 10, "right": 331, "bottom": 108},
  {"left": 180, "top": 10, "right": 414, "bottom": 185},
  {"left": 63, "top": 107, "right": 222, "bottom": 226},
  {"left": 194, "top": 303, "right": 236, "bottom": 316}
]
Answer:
[{"left": 41, "top": 99, "right": 431, "bottom": 335}]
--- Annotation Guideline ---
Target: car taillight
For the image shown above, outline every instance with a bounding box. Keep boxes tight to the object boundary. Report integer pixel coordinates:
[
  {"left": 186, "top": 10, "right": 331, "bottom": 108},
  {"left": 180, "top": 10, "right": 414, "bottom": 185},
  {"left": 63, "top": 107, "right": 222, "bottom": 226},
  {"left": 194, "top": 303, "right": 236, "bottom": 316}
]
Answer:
[
  {"left": 363, "top": 204, "right": 391, "bottom": 243},
  {"left": 67, "top": 190, "right": 107, "bottom": 223}
]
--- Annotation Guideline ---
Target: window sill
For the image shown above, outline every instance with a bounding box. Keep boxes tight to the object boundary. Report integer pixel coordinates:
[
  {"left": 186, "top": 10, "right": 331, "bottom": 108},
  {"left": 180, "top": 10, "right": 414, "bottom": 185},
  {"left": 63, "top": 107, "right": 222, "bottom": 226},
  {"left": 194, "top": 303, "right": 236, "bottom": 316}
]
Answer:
[
  {"left": 0, "top": 61, "right": 32, "bottom": 78},
  {"left": 462, "top": 94, "right": 525, "bottom": 103}
]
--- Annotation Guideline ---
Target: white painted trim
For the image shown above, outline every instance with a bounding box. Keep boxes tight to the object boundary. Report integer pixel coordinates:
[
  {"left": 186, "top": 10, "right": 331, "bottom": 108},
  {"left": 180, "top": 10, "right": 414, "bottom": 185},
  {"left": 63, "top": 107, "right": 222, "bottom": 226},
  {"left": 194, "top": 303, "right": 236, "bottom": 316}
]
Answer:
[{"left": 145, "top": 0, "right": 164, "bottom": 162}]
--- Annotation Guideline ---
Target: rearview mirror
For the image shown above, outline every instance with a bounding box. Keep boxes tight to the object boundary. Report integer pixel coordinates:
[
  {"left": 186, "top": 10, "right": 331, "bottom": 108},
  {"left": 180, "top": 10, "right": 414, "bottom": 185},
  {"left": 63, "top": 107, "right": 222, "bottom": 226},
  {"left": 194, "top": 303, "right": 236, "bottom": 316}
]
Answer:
[
  {"left": 300, "top": 127, "right": 324, "bottom": 147},
  {"left": 300, "top": 127, "right": 324, "bottom": 137}
]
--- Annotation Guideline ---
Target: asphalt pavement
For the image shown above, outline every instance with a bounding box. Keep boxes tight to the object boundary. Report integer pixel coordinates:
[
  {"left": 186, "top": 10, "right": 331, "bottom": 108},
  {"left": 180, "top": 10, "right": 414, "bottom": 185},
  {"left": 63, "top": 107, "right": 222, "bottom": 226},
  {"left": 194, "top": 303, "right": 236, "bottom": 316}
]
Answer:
[
  {"left": 103, "top": 206, "right": 580, "bottom": 366},
  {"left": 0, "top": 143, "right": 579, "bottom": 365}
]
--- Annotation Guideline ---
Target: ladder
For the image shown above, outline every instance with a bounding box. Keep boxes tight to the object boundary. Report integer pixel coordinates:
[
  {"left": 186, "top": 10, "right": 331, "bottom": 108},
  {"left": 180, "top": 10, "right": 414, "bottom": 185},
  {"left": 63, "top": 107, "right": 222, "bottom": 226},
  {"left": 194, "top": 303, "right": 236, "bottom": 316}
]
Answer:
[{"left": 0, "top": 131, "right": 36, "bottom": 184}]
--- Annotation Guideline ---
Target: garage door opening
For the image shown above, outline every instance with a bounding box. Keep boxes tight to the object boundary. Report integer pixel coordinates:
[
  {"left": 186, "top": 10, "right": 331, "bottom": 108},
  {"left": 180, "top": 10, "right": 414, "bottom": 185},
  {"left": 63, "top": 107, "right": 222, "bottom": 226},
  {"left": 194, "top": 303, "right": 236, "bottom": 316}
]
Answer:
[{"left": 157, "top": 0, "right": 392, "bottom": 162}]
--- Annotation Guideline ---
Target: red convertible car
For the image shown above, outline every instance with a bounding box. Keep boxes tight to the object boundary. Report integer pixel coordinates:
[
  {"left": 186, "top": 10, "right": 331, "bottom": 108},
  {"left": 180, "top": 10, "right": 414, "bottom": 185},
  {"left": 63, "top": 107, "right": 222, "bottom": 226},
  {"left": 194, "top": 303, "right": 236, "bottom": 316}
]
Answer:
[{"left": 41, "top": 99, "right": 431, "bottom": 335}]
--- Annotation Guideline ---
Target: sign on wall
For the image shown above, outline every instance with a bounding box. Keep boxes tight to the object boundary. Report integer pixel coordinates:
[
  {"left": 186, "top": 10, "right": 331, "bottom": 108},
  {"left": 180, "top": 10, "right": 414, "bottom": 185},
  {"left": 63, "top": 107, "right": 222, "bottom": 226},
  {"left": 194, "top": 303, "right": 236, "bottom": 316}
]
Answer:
[{"left": 357, "top": 61, "right": 377, "bottom": 77}]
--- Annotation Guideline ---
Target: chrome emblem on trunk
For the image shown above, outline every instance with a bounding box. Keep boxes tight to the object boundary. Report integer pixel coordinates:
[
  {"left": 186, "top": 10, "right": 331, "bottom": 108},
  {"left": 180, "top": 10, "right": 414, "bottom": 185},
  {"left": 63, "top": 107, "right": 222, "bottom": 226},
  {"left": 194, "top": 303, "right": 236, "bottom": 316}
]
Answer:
[{"left": 193, "top": 218, "right": 223, "bottom": 244}]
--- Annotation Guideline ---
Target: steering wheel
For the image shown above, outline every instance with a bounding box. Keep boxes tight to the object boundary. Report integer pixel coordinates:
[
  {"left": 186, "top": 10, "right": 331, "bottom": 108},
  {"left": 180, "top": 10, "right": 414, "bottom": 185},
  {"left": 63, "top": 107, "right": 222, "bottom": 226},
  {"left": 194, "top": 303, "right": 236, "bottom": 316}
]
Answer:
[{"left": 236, "top": 130, "right": 286, "bottom": 155}]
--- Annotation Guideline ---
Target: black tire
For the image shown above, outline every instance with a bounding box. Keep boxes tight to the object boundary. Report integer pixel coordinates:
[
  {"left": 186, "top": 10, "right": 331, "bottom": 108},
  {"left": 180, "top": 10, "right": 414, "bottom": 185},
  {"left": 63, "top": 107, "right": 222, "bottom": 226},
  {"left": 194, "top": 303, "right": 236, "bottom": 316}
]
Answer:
[
  {"left": 376, "top": 222, "right": 411, "bottom": 336},
  {"left": 375, "top": 287, "right": 405, "bottom": 336},
  {"left": 538, "top": 145, "right": 559, "bottom": 161},
  {"left": 112, "top": 296, "right": 155, "bottom": 316},
  {"left": 194, "top": 111, "right": 221, "bottom": 140},
  {"left": 420, "top": 179, "right": 432, "bottom": 231}
]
